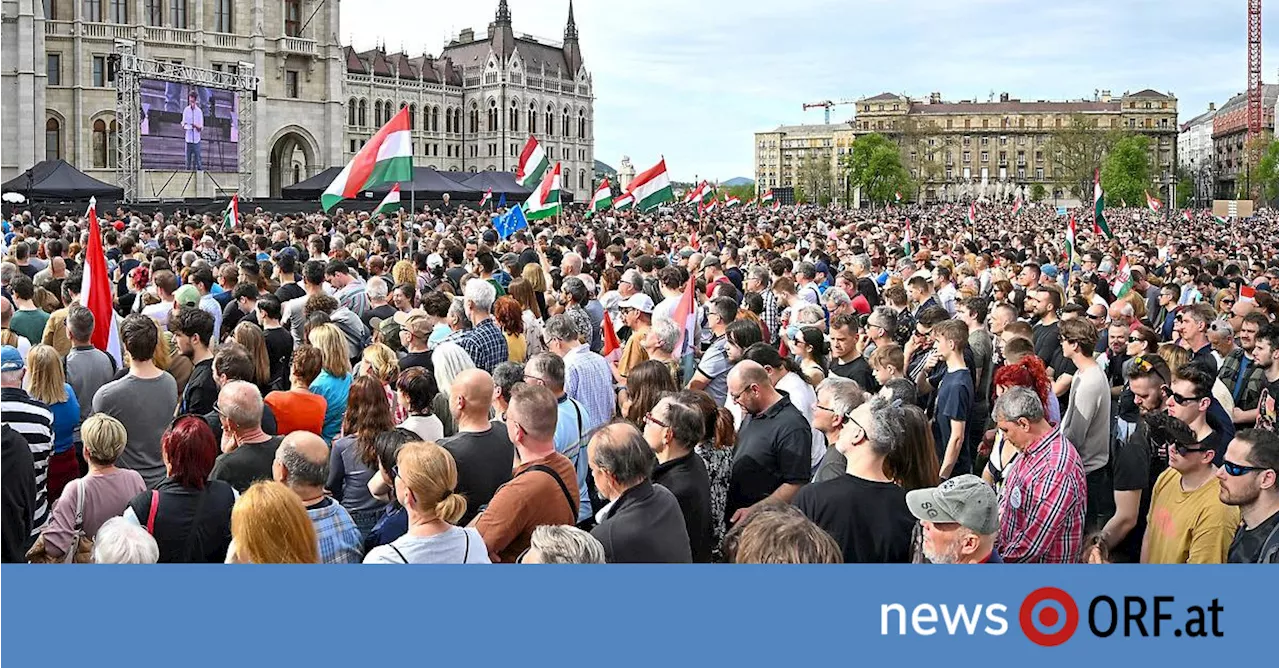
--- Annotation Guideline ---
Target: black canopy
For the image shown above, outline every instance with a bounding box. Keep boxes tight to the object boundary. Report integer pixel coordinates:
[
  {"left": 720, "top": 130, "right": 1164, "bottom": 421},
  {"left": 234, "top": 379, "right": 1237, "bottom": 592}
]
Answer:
[
  {"left": 2, "top": 160, "right": 124, "bottom": 201},
  {"left": 279, "top": 166, "right": 344, "bottom": 201},
  {"left": 459, "top": 171, "right": 533, "bottom": 198},
  {"left": 280, "top": 166, "right": 479, "bottom": 201}
]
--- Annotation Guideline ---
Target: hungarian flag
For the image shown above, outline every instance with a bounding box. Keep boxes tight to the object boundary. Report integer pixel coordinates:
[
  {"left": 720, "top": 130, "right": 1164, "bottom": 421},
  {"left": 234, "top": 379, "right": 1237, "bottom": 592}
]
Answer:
[
  {"left": 222, "top": 193, "right": 240, "bottom": 230},
  {"left": 479, "top": 188, "right": 493, "bottom": 208},
  {"left": 967, "top": 201, "right": 977, "bottom": 225},
  {"left": 1240, "top": 284, "right": 1257, "bottom": 305},
  {"left": 672, "top": 274, "right": 699, "bottom": 383},
  {"left": 613, "top": 192, "right": 635, "bottom": 211},
  {"left": 1066, "top": 214, "right": 1078, "bottom": 266},
  {"left": 589, "top": 178, "right": 612, "bottom": 216},
  {"left": 701, "top": 198, "right": 719, "bottom": 215},
  {"left": 322, "top": 106, "right": 412, "bottom": 211},
  {"left": 1093, "top": 169, "right": 1113, "bottom": 238},
  {"left": 1145, "top": 191, "right": 1163, "bottom": 213},
  {"left": 1112, "top": 258, "right": 1133, "bottom": 298},
  {"left": 724, "top": 194, "right": 741, "bottom": 208},
  {"left": 375, "top": 184, "right": 401, "bottom": 215},
  {"left": 761, "top": 189, "right": 775, "bottom": 204},
  {"left": 1011, "top": 198, "right": 1022, "bottom": 216},
  {"left": 1182, "top": 209, "right": 1193, "bottom": 223},
  {"left": 515, "top": 136, "right": 550, "bottom": 188},
  {"left": 745, "top": 195, "right": 757, "bottom": 209},
  {"left": 903, "top": 217, "right": 913, "bottom": 254},
  {"left": 627, "top": 157, "right": 675, "bottom": 212},
  {"left": 524, "top": 162, "right": 562, "bottom": 221},
  {"left": 1213, "top": 215, "right": 1230, "bottom": 225},
  {"left": 895, "top": 191, "right": 903, "bottom": 203},
  {"left": 771, "top": 200, "right": 782, "bottom": 212},
  {"left": 79, "top": 198, "right": 122, "bottom": 366},
  {"left": 600, "top": 310, "right": 622, "bottom": 361},
  {"left": 684, "top": 181, "right": 711, "bottom": 205},
  {"left": 690, "top": 231, "right": 700, "bottom": 250}
]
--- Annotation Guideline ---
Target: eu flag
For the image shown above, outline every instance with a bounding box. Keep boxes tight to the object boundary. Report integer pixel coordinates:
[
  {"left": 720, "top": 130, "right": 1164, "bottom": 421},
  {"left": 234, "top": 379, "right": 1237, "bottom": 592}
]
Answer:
[
  {"left": 497, "top": 192, "right": 507, "bottom": 208},
  {"left": 494, "top": 204, "right": 528, "bottom": 240}
]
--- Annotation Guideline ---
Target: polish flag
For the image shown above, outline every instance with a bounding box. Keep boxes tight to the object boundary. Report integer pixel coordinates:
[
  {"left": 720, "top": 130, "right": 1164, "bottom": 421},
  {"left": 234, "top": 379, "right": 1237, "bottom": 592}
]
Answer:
[{"left": 79, "top": 198, "right": 122, "bottom": 366}]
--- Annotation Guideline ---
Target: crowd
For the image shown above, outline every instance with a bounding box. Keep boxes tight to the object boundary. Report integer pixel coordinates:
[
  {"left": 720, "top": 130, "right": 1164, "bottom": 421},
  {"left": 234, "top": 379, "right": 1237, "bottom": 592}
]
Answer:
[{"left": 1, "top": 197, "right": 1276, "bottom": 564}]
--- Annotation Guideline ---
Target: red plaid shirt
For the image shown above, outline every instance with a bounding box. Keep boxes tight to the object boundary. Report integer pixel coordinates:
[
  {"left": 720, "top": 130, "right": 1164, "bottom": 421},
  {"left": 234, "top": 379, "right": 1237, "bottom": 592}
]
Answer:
[{"left": 998, "top": 423, "right": 1086, "bottom": 563}]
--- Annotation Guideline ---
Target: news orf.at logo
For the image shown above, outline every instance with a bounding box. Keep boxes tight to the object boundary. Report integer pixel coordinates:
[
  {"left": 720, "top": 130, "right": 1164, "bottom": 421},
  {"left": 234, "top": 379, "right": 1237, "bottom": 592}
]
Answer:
[{"left": 1019, "top": 587, "right": 1079, "bottom": 646}]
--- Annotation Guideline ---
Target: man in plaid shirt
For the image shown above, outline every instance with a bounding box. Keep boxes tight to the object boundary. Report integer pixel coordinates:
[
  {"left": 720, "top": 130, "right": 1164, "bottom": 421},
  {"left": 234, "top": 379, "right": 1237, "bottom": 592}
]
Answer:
[
  {"left": 457, "top": 279, "right": 508, "bottom": 373},
  {"left": 992, "top": 386, "right": 1086, "bottom": 563},
  {"left": 274, "top": 432, "right": 364, "bottom": 564}
]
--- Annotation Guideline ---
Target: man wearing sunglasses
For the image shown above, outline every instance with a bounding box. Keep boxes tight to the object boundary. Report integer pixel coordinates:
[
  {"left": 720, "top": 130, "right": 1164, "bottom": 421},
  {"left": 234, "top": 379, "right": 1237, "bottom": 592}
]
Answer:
[
  {"left": 1142, "top": 365, "right": 1240, "bottom": 563},
  {"left": 1217, "top": 429, "right": 1279, "bottom": 564}
]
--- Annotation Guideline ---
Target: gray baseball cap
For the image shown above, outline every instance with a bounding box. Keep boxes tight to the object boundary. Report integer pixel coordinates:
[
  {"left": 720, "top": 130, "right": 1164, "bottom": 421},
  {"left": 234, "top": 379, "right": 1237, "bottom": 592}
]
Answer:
[{"left": 905, "top": 474, "right": 999, "bottom": 535}]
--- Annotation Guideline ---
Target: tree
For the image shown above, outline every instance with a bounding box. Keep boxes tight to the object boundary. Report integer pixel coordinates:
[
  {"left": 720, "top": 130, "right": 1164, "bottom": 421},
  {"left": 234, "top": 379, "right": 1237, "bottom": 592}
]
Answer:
[
  {"left": 897, "top": 118, "right": 954, "bottom": 193},
  {"left": 843, "top": 133, "right": 913, "bottom": 205},
  {"left": 1258, "top": 137, "right": 1279, "bottom": 205},
  {"left": 722, "top": 183, "right": 756, "bottom": 203},
  {"left": 1030, "top": 183, "right": 1047, "bottom": 202},
  {"left": 1047, "top": 114, "right": 1121, "bottom": 199},
  {"left": 797, "top": 152, "right": 834, "bottom": 205},
  {"left": 1175, "top": 165, "right": 1194, "bottom": 208},
  {"left": 1240, "top": 132, "right": 1278, "bottom": 204},
  {"left": 1100, "top": 134, "right": 1153, "bottom": 207}
]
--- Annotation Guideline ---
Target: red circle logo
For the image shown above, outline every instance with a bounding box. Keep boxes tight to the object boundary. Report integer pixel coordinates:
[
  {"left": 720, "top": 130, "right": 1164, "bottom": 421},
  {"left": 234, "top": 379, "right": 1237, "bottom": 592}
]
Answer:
[{"left": 1019, "top": 587, "right": 1079, "bottom": 647}]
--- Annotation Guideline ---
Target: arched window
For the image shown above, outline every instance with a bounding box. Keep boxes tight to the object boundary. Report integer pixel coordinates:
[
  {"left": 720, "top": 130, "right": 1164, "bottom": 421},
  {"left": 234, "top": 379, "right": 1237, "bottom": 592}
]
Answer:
[
  {"left": 509, "top": 99, "right": 519, "bottom": 133},
  {"left": 293, "top": 164, "right": 301, "bottom": 184},
  {"left": 562, "top": 107, "right": 570, "bottom": 137},
  {"left": 528, "top": 102, "right": 537, "bottom": 134},
  {"left": 358, "top": 99, "right": 367, "bottom": 126},
  {"left": 578, "top": 109, "right": 586, "bottom": 138},
  {"left": 90, "top": 118, "right": 120, "bottom": 168},
  {"left": 469, "top": 103, "right": 479, "bottom": 134},
  {"left": 373, "top": 100, "right": 382, "bottom": 126},
  {"left": 452, "top": 108, "right": 461, "bottom": 134},
  {"left": 579, "top": 169, "right": 586, "bottom": 190},
  {"left": 546, "top": 104, "right": 555, "bottom": 136},
  {"left": 487, "top": 100, "right": 498, "bottom": 132},
  {"left": 431, "top": 106, "right": 439, "bottom": 133},
  {"left": 444, "top": 107, "right": 452, "bottom": 133},
  {"left": 45, "top": 117, "right": 62, "bottom": 161},
  {"left": 347, "top": 98, "right": 357, "bottom": 126}
]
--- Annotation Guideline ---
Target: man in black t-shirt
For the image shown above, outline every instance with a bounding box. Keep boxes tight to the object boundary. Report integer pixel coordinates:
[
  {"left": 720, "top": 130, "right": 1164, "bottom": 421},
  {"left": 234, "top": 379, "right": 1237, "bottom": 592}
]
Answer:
[
  {"left": 209, "top": 381, "right": 283, "bottom": 493},
  {"left": 361, "top": 277, "right": 398, "bottom": 331},
  {"left": 172, "top": 307, "right": 218, "bottom": 415},
  {"left": 1218, "top": 430, "right": 1279, "bottom": 564},
  {"left": 438, "top": 369, "right": 514, "bottom": 525},
  {"left": 725, "top": 361, "right": 812, "bottom": 526},
  {"left": 793, "top": 395, "right": 915, "bottom": 563},
  {"left": 828, "top": 314, "right": 876, "bottom": 393},
  {"left": 256, "top": 295, "right": 293, "bottom": 392}
]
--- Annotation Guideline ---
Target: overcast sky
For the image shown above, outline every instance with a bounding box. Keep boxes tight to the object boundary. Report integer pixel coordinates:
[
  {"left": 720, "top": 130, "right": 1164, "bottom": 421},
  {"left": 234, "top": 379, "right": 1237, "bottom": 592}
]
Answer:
[{"left": 342, "top": 0, "right": 1279, "bottom": 182}]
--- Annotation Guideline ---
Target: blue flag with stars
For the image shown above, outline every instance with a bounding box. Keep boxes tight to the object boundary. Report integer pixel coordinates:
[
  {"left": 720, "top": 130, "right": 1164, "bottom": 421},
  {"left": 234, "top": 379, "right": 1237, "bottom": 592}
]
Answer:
[
  {"left": 494, "top": 204, "right": 528, "bottom": 240},
  {"left": 497, "top": 192, "right": 507, "bottom": 208}
]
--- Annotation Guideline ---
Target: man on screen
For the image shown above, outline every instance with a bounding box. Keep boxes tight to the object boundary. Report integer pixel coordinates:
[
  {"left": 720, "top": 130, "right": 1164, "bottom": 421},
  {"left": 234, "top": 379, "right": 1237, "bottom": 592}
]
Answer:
[{"left": 183, "top": 90, "right": 204, "bottom": 171}]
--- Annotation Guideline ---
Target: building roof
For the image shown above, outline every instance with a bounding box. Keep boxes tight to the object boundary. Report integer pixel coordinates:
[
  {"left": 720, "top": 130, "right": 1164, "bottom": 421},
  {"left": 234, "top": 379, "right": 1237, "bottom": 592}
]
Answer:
[
  {"left": 440, "top": 35, "right": 574, "bottom": 77},
  {"left": 862, "top": 92, "right": 902, "bottom": 102},
  {"left": 912, "top": 100, "right": 1121, "bottom": 114},
  {"left": 768, "top": 123, "right": 853, "bottom": 134},
  {"left": 1216, "top": 84, "right": 1279, "bottom": 115},
  {"left": 1180, "top": 107, "right": 1217, "bottom": 130},
  {"left": 1128, "top": 89, "right": 1172, "bottom": 99}
]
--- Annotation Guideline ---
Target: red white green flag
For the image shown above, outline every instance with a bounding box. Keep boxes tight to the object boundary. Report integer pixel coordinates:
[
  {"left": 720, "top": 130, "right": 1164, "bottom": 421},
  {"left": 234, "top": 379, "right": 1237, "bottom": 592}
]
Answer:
[
  {"left": 613, "top": 192, "right": 635, "bottom": 211},
  {"left": 1182, "top": 209, "right": 1193, "bottom": 223},
  {"left": 967, "top": 201, "right": 977, "bottom": 225},
  {"left": 222, "top": 193, "right": 240, "bottom": 230},
  {"left": 761, "top": 189, "right": 775, "bottom": 204},
  {"left": 589, "top": 178, "right": 612, "bottom": 216},
  {"left": 1112, "top": 257, "right": 1133, "bottom": 297},
  {"left": 375, "top": 184, "right": 402, "bottom": 215},
  {"left": 1011, "top": 198, "right": 1022, "bottom": 216},
  {"left": 516, "top": 136, "right": 550, "bottom": 188},
  {"left": 1093, "top": 169, "right": 1113, "bottom": 238},
  {"left": 523, "top": 162, "right": 562, "bottom": 221},
  {"left": 724, "top": 194, "right": 741, "bottom": 208},
  {"left": 479, "top": 188, "right": 492, "bottom": 208},
  {"left": 323, "top": 106, "right": 412, "bottom": 211},
  {"left": 1145, "top": 191, "right": 1163, "bottom": 214},
  {"left": 1066, "top": 213, "right": 1078, "bottom": 266},
  {"left": 626, "top": 158, "right": 675, "bottom": 212}
]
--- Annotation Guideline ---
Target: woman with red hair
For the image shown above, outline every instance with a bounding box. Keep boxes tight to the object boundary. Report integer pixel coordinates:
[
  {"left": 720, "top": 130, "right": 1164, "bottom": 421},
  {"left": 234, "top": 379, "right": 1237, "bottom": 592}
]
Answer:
[
  {"left": 123, "top": 415, "right": 236, "bottom": 563},
  {"left": 982, "top": 355, "right": 1060, "bottom": 495}
]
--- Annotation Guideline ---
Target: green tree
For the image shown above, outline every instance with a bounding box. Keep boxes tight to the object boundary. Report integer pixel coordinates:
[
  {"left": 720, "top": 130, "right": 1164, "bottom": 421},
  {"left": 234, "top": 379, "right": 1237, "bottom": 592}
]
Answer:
[
  {"left": 1175, "top": 166, "right": 1194, "bottom": 208},
  {"left": 1099, "top": 134, "right": 1153, "bottom": 207},
  {"left": 1030, "top": 183, "right": 1047, "bottom": 202},
  {"left": 1240, "top": 133, "right": 1278, "bottom": 204},
  {"left": 1048, "top": 114, "right": 1121, "bottom": 199},
  {"left": 722, "top": 183, "right": 757, "bottom": 203},
  {"left": 843, "top": 133, "right": 913, "bottom": 205},
  {"left": 1258, "top": 137, "right": 1279, "bottom": 205},
  {"left": 797, "top": 152, "right": 834, "bottom": 205}
]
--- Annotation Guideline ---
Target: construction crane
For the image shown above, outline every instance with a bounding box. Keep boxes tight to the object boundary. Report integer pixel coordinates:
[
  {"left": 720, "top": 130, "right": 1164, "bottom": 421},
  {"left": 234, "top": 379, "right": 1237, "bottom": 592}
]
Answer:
[
  {"left": 802, "top": 99, "right": 857, "bottom": 124},
  {"left": 1247, "top": 0, "right": 1262, "bottom": 138}
]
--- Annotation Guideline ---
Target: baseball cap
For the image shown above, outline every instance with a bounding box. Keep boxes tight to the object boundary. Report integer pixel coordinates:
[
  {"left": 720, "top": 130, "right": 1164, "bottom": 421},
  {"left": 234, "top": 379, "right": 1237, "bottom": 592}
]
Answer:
[
  {"left": 814, "top": 260, "right": 831, "bottom": 277},
  {"left": 377, "top": 316, "right": 402, "bottom": 343},
  {"left": 427, "top": 253, "right": 444, "bottom": 269},
  {"left": 700, "top": 255, "right": 721, "bottom": 269},
  {"left": 1, "top": 345, "right": 24, "bottom": 372},
  {"left": 1040, "top": 263, "right": 1059, "bottom": 280},
  {"left": 173, "top": 284, "right": 200, "bottom": 308},
  {"left": 500, "top": 252, "right": 519, "bottom": 267},
  {"left": 617, "top": 293, "right": 655, "bottom": 314},
  {"left": 404, "top": 313, "right": 432, "bottom": 338},
  {"left": 905, "top": 474, "right": 999, "bottom": 535}
]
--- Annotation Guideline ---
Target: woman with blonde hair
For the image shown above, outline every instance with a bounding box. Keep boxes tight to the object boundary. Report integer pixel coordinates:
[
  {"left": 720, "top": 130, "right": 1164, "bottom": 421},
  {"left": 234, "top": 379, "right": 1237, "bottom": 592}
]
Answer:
[
  {"left": 507, "top": 278, "right": 544, "bottom": 356},
  {"left": 308, "top": 323, "right": 353, "bottom": 443},
  {"left": 149, "top": 319, "right": 192, "bottom": 396},
  {"left": 232, "top": 321, "right": 273, "bottom": 396},
  {"left": 431, "top": 341, "right": 475, "bottom": 437},
  {"left": 229, "top": 481, "right": 319, "bottom": 564},
  {"left": 391, "top": 259, "right": 416, "bottom": 288},
  {"left": 363, "top": 441, "right": 489, "bottom": 563},
  {"left": 520, "top": 262, "right": 549, "bottom": 316},
  {"left": 29, "top": 414, "right": 146, "bottom": 563},
  {"left": 25, "top": 344, "right": 82, "bottom": 499},
  {"left": 359, "top": 342, "right": 406, "bottom": 422}
]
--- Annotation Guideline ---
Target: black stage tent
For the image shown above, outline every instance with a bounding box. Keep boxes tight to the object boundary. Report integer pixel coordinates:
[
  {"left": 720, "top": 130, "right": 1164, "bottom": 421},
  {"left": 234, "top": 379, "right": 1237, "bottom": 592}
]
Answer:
[
  {"left": 2, "top": 160, "right": 124, "bottom": 201},
  {"left": 459, "top": 171, "right": 533, "bottom": 199},
  {"left": 281, "top": 166, "right": 479, "bottom": 202}
]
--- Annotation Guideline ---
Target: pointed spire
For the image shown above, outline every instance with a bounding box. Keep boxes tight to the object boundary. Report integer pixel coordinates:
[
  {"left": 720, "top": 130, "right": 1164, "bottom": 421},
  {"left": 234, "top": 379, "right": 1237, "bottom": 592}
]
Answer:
[
  {"left": 565, "top": 0, "right": 578, "bottom": 41},
  {"left": 495, "top": 0, "right": 511, "bottom": 25}
]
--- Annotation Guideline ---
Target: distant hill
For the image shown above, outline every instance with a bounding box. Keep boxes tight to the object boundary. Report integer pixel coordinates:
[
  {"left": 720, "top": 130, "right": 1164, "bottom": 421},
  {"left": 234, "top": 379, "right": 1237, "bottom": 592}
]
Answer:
[
  {"left": 594, "top": 160, "right": 617, "bottom": 177},
  {"left": 722, "top": 177, "right": 753, "bottom": 187}
]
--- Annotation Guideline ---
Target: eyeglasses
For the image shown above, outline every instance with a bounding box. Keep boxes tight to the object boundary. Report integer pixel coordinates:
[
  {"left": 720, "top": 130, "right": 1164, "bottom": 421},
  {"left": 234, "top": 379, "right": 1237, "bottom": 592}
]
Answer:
[
  {"left": 392, "top": 464, "right": 401, "bottom": 480},
  {"left": 1168, "top": 391, "right": 1206, "bottom": 405},
  {"left": 642, "top": 412, "right": 669, "bottom": 429},
  {"left": 1087, "top": 313, "right": 1106, "bottom": 321},
  {"left": 1221, "top": 459, "right": 1268, "bottom": 476},
  {"left": 1173, "top": 443, "right": 1212, "bottom": 456},
  {"left": 522, "top": 374, "right": 546, "bottom": 385},
  {"left": 814, "top": 404, "right": 836, "bottom": 414},
  {"left": 729, "top": 384, "right": 757, "bottom": 403},
  {"left": 1128, "top": 335, "right": 1144, "bottom": 343}
]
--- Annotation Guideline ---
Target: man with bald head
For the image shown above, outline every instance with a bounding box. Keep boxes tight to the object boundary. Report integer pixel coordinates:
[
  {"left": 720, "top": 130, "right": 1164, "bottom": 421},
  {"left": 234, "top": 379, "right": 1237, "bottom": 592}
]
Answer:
[
  {"left": 209, "top": 380, "right": 283, "bottom": 492},
  {"left": 273, "top": 431, "right": 363, "bottom": 563},
  {"left": 439, "top": 368, "right": 514, "bottom": 525},
  {"left": 725, "top": 360, "right": 812, "bottom": 526}
]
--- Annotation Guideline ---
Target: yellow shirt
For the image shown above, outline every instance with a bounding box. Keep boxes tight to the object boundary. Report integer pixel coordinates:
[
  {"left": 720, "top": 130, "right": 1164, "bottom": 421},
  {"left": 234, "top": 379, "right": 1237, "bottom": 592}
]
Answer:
[
  {"left": 505, "top": 332, "right": 527, "bottom": 363},
  {"left": 617, "top": 326, "right": 650, "bottom": 380},
  {"left": 1145, "top": 467, "right": 1240, "bottom": 564}
]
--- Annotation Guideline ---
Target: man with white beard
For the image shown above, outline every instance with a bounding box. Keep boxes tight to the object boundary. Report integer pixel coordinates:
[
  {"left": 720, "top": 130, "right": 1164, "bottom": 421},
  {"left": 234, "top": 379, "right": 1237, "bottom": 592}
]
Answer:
[{"left": 905, "top": 474, "right": 1002, "bottom": 564}]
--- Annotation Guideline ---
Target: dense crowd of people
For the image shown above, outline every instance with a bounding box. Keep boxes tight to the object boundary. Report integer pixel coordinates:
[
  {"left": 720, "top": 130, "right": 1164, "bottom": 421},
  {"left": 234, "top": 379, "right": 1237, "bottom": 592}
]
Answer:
[{"left": 2, "top": 198, "right": 1276, "bottom": 564}]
